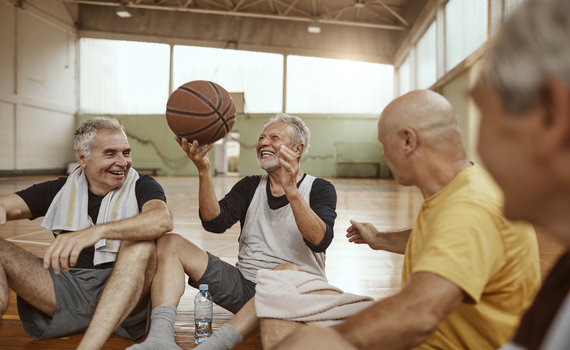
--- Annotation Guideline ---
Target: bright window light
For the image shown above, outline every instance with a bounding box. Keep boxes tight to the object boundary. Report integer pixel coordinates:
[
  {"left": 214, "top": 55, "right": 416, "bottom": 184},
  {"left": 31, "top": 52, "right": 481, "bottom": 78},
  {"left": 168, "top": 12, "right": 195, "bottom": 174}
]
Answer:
[
  {"left": 445, "top": 0, "right": 488, "bottom": 72},
  {"left": 173, "top": 46, "right": 283, "bottom": 113},
  {"left": 80, "top": 38, "right": 170, "bottom": 114},
  {"left": 416, "top": 21, "right": 437, "bottom": 90},
  {"left": 286, "top": 55, "right": 394, "bottom": 114}
]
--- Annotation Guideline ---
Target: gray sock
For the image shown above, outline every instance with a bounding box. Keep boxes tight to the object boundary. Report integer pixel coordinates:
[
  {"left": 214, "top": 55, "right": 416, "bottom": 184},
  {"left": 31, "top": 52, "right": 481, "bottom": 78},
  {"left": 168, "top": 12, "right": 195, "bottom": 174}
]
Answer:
[
  {"left": 194, "top": 323, "right": 244, "bottom": 350},
  {"left": 126, "top": 305, "right": 182, "bottom": 350}
]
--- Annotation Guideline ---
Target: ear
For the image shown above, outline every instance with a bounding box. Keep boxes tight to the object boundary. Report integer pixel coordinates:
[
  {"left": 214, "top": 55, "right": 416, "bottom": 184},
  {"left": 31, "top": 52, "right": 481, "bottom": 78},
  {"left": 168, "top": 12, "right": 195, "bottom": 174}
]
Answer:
[
  {"left": 540, "top": 78, "right": 570, "bottom": 175},
  {"left": 293, "top": 143, "right": 305, "bottom": 159},
  {"left": 399, "top": 128, "right": 418, "bottom": 155},
  {"left": 76, "top": 149, "right": 87, "bottom": 168},
  {"left": 539, "top": 78, "right": 570, "bottom": 154}
]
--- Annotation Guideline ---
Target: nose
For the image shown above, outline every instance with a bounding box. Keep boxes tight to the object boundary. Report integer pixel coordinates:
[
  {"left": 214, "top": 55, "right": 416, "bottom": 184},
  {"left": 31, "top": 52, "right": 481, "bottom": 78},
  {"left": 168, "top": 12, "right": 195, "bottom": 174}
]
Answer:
[
  {"left": 258, "top": 137, "right": 270, "bottom": 148},
  {"left": 116, "top": 154, "right": 128, "bottom": 168}
]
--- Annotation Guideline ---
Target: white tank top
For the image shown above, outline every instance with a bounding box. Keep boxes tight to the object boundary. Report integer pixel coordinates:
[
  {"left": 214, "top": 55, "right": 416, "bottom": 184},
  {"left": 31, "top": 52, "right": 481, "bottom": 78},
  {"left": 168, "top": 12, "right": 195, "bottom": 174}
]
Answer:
[{"left": 236, "top": 174, "right": 327, "bottom": 282}]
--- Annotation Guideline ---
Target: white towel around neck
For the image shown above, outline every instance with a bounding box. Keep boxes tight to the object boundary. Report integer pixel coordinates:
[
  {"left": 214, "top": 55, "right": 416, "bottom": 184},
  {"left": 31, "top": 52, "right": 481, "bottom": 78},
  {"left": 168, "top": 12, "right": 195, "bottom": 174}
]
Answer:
[{"left": 42, "top": 167, "right": 140, "bottom": 266}]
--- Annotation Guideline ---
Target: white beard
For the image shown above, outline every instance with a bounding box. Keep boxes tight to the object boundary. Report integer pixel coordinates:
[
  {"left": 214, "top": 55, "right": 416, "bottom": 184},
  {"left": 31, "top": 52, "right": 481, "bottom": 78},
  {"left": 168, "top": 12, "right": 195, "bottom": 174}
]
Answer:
[{"left": 257, "top": 156, "right": 280, "bottom": 171}]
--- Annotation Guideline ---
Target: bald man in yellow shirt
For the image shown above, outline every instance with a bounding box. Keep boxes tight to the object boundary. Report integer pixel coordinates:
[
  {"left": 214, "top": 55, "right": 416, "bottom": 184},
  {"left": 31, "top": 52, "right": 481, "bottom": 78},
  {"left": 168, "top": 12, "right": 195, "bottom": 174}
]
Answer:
[{"left": 271, "top": 90, "right": 540, "bottom": 350}]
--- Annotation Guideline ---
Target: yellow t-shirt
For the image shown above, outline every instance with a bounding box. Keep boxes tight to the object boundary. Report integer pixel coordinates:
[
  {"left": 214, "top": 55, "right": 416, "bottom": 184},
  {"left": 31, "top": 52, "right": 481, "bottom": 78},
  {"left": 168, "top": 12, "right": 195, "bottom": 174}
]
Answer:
[{"left": 403, "top": 164, "right": 540, "bottom": 350}]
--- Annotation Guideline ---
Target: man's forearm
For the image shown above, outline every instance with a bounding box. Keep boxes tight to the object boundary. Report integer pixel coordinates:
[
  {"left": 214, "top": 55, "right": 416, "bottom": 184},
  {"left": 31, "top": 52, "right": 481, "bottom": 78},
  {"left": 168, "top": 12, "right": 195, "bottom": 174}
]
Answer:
[
  {"left": 333, "top": 272, "right": 463, "bottom": 350},
  {"left": 92, "top": 200, "right": 173, "bottom": 241},
  {"left": 198, "top": 169, "right": 221, "bottom": 220},
  {"left": 286, "top": 189, "right": 326, "bottom": 245},
  {"left": 372, "top": 228, "right": 412, "bottom": 254}
]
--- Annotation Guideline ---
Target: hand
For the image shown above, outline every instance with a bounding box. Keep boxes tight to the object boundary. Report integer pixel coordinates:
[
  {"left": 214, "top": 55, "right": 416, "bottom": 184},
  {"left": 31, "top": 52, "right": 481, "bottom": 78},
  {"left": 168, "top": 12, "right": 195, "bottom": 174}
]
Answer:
[
  {"left": 346, "top": 220, "right": 380, "bottom": 248},
  {"left": 175, "top": 137, "right": 213, "bottom": 173},
  {"left": 273, "top": 325, "right": 357, "bottom": 350},
  {"left": 43, "top": 226, "right": 103, "bottom": 274},
  {"left": 0, "top": 203, "right": 21, "bottom": 225},
  {"left": 277, "top": 145, "right": 300, "bottom": 193}
]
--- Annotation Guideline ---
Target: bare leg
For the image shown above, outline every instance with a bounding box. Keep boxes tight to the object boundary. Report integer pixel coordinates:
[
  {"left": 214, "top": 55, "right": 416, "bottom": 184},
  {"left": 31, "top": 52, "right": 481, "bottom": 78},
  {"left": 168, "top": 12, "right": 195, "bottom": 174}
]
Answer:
[
  {"left": 77, "top": 240, "right": 156, "bottom": 350},
  {"left": 127, "top": 234, "right": 210, "bottom": 350},
  {"left": 261, "top": 319, "right": 305, "bottom": 350},
  {"left": 0, "top": 238, "right": 57, "bottom": 318},
  {"left": 152, "top": 233, "right": 209, "bottom": 307}
]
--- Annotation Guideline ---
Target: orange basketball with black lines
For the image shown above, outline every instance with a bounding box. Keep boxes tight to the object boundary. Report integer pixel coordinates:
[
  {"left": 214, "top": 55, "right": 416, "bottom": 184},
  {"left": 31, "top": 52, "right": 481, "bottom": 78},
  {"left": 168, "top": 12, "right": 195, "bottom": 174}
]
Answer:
[{"left": 166, "top": 80, "right": 236, "bottom": 145}]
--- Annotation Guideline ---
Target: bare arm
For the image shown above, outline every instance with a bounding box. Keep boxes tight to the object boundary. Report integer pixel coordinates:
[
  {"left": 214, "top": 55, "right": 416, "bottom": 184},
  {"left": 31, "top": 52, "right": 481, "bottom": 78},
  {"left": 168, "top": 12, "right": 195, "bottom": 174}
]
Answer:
[
  {"left": 336, "top": 272, "right": 464, "bottom": 350},
  {"left": 44, "top": 198, "right": 173, "bottom": 274},
  {"left": 346, "top": 220, "right": 411, "bottom": 254},
  {"left": 0, "top": 194, "right": 33, "bottom": 224},
  {"left": 177, "top": 137, "right": 220, "bottom": 220},
  {"left": 274, "top": 272, "right": 464, "bottom": 350},
  {"left": 279, "top": 146, "right": 326, "bottom": 245}
]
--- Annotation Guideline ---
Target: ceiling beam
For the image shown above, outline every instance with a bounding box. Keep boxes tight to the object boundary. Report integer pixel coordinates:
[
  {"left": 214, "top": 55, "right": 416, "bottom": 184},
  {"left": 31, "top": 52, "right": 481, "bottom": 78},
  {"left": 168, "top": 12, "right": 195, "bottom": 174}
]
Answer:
[
  {"left": 64, "top": 0, "right": 407, "bottom": 30},
  {"left": 374, "top": 0, "right": 408, "bottom": 26}
]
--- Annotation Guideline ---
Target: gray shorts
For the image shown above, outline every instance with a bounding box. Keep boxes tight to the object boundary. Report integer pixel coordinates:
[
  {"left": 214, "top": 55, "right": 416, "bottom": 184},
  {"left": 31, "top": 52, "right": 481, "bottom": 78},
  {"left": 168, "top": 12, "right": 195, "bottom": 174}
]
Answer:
[
  {"left": 188, "top": 252, "right": 256, "bottom": 314},
  {"left": 17, "top": 266, "right": 150, "bottom": 341}
]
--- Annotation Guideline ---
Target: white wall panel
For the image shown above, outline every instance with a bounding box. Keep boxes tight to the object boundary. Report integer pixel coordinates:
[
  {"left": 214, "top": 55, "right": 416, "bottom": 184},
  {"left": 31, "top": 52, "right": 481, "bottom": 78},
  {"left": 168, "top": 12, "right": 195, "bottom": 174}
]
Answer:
[
  {"left": 17, "top": 106, "right": 75, "bottom": 169},
  {"left": 19, "top": 11, "right": 76, "bottom": 109},
  {"left": 0, "top": 102, "right": 15, "bottom": 170},
  {"left": 0, "top": 2, "right": 16, "bottom": 95}
]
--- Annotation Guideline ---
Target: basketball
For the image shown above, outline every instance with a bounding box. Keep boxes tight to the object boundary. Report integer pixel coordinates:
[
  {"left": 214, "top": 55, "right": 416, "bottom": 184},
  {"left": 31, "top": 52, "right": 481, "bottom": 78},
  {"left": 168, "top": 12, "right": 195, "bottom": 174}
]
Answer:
[{"left": 165, "top": 80, "right": 236, "bottom": 145}]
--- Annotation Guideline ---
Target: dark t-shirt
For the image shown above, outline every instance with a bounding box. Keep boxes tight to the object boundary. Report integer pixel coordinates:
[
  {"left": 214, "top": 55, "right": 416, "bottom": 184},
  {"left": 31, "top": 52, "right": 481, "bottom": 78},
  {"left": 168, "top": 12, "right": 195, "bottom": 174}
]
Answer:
[
  {"left": 200, "top": 174, "right": 337, "bottom": 252},
  {"left": 16, "top": 175, "right": 166, "bottom": 269},
  {"left": 512, "top": 249, "right": 570, "bottom": 350}
]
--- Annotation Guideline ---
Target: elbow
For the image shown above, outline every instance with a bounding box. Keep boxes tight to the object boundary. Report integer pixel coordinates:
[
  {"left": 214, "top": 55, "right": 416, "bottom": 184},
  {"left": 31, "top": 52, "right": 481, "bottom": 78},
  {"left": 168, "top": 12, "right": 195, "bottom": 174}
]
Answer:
[
  {"left": 405, "top": 313, "right": 440, "bottom": 347},
  {"left": 160, "top": 209, "right": 174, "bottom": 235}
]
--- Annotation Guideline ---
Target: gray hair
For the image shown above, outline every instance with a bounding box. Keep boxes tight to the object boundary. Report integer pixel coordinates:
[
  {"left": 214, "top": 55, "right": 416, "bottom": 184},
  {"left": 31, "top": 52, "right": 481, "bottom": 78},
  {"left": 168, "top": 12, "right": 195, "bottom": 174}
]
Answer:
[
  {"left": 486, "top": 0, "right": 570, "bottom": 115},
  {"left": 74, "top": 117, "right": 126, "bottom": 159},
  {"left": 264, "top": 113, "right": 310, "bottom": 155}
]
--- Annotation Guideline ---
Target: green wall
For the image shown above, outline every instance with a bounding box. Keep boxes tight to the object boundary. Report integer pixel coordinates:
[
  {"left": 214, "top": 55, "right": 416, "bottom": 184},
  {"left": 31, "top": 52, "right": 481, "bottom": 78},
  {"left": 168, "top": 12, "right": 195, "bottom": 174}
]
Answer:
[{"left": 77, "top": 113, "right": 390, "bottom": 178}]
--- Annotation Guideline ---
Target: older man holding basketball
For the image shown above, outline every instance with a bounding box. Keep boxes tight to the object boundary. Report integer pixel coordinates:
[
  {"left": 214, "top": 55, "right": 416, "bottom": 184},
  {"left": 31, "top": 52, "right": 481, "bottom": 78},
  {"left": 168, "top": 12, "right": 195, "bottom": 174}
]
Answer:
[
  {"left": 130, "top": 113, "right": 337, "bottom": 350},
  {"left": 0, "top": 116, "right": 173, "bottom": 350}
]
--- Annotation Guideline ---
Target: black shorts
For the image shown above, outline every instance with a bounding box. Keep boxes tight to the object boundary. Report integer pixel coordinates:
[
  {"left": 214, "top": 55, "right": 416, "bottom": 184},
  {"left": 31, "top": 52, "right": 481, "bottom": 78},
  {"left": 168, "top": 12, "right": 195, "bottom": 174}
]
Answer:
[{"left": 188, "top": 252, "right": 256, "bottom": 314}]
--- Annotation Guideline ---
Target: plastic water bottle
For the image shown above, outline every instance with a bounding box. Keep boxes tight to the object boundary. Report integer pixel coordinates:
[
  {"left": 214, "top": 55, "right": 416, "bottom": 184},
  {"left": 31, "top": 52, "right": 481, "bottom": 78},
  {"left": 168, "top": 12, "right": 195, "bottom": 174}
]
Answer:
[{"left": 194, "top": 284, "right": 213, "bottom": 344}]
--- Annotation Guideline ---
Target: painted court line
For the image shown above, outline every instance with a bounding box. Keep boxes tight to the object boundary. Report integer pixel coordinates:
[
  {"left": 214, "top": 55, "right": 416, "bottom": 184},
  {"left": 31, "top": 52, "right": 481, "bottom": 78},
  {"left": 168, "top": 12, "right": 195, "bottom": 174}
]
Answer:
[
  {"left": 6, "top": 230, "right": 49, "bottom": 240},
  {"left": 7, "top": 239, "right": 50, "bottom": 246}
]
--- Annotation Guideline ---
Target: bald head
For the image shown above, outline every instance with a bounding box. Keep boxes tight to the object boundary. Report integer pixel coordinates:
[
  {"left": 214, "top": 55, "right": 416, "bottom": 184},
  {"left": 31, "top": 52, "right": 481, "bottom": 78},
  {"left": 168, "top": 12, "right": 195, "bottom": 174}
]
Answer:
[{"left": 379, "top": 90, "right": 464, "bottom": 155}]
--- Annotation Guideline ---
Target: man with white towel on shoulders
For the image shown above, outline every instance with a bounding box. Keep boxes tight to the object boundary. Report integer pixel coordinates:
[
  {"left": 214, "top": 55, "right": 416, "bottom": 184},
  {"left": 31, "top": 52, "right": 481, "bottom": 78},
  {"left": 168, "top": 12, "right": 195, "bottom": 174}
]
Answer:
[{"left": 0, "top": 116, "right": 173, "bottom": 350}]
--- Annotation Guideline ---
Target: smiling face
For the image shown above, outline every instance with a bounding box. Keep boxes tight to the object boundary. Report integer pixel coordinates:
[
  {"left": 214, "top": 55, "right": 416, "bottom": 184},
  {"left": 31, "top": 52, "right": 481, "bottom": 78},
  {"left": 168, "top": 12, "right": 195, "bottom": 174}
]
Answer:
[
  {"left": 76, "top": 129, "right": 132, "bottom": 196},
  {"left": 256, "top": 122, "right": 296, "bottom": 171}
]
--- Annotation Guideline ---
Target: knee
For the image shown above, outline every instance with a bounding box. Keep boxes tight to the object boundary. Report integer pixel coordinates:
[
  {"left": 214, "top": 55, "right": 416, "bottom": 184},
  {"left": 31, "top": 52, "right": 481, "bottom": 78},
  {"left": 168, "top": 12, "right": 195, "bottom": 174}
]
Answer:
[
  {"left": 156, "top": 233, "right": 187, "bottom": 256},
  {"left": 119, "top": 240, "right": 156, "bottom": 262},
  {"left": 272, "top": 263, "right": 301, "bottom": 272}
]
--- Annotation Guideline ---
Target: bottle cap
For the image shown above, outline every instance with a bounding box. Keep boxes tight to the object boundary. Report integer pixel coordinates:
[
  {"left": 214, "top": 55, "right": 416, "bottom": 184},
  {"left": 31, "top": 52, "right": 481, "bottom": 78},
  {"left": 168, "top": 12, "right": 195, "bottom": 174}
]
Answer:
[{"left": 199, "top": 284, "right": 208, "bottom": 291}]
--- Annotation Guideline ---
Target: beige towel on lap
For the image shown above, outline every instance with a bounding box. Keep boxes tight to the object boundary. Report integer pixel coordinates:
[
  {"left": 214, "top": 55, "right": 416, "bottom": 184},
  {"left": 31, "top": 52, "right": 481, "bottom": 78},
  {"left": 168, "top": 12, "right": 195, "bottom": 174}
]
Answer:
[{"left": 255, "top": 270, "right": 375, "bottom": 326}]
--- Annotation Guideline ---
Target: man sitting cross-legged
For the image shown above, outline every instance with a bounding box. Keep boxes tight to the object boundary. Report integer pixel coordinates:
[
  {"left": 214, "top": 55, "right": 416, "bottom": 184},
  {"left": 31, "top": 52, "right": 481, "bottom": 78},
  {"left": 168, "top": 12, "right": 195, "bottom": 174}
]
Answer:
[
  {"left": 129, "top": 113, "right": 337, "bottom": 350},
  {"left": 0, "top": 116, "right": 173, "bottom": 350}
]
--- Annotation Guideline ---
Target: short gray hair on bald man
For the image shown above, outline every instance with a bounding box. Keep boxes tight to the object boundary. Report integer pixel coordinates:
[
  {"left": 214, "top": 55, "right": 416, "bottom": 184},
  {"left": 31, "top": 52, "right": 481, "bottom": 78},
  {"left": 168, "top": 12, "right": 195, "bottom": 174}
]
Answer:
[
  {"left": 486, "top": 0, "right": 570, "bottom": 115},
  {"left": 74, "top": 117, "right": 126, "bottom": 159},
  {"left": 264, "top": 113, "right": 311, "bottom": 156}
]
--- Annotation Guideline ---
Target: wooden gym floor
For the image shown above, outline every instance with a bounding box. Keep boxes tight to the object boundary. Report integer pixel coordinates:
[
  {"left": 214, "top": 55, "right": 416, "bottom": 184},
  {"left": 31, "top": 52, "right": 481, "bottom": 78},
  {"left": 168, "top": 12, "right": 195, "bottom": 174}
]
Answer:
[{"left": 0, "top": 175, "right": 566, "bottom": 349}]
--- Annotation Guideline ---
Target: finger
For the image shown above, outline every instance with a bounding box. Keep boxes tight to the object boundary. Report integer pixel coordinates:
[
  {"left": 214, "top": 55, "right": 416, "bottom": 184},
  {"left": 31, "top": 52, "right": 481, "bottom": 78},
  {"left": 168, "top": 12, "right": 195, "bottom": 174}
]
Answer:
[
  {"left": 69, "top": 245, "right": 82, "bottom": 268},
  {"left": 279, "top": 158, "right": 293, "bottom": 171},
  {"left": 199, "top": 143, "right": 214, "bottom": 154},
  {"left": 174, "top": 136, "right": 183, "bottom": 146},
  {"left": 349, "top": 219, "right": 365, "bottom": 231},
  {"left": 59, "top": 245, "right": 74, "bottom": 273}
]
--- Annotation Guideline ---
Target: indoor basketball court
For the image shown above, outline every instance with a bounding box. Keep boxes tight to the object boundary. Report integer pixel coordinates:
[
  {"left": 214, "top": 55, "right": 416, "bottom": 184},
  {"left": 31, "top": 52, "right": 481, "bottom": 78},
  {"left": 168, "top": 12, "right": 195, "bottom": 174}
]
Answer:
[{"left": 0, "top": 0, "right": 566, "bottom": 349}]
